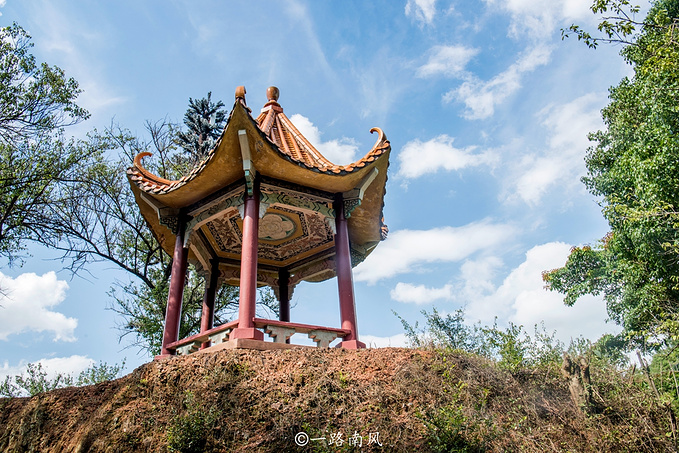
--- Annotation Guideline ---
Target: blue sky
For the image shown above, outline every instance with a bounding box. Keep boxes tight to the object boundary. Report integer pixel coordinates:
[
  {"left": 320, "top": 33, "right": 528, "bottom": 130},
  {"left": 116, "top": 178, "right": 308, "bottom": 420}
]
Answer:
[{"left": 0, "top": 0, "right": 647, "bottom": 380}]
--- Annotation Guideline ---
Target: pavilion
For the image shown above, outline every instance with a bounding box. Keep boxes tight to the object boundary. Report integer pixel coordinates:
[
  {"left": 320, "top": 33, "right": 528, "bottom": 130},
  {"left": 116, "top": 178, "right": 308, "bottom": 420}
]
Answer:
[{"left": 127, "top": 86, "right": 390, "bottom": 357}]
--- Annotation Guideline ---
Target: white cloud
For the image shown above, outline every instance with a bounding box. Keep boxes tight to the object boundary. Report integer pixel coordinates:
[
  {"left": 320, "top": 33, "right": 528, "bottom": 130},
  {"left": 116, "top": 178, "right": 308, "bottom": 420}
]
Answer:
[
  {"left": 0, "top": 355, "right": 95, "bottom": 383},
  {"left": 397, "top": 134, "right": 496, "bottom": 179},
  {"left": 512, "top": 156, "right": 563, "bottom": 205},
  {"left": 459, "top": 256, "right": 503, "bottom": 298},
  {"left": 355, "top": 221, "right": 516, "bottom": 284},
  {"left": 289, "top": 114, "right": 359, "bottom": 165},
  {"left": 390, "top": 282, "right": 454, "bottom": 304},
  {"left": 360, "top": 333, "right": 409, "bottom": 348},
  {"left": 483, "top": 0, "right": 593, "bottom": 38},
  {"left": 465, "top": 242, "right": 618, "bottom": 344},
  {"left": 445, "top": 45, "right": 552, "bottom": 119},
  {"left": 416, "top": 45, "right": 479, "bottom": 78},
  {"left": 0, "top": 271, "right": 77, "bottom": 342},
  {"left": 508, "top": 92, "right": 604, "bottom": 204},
  {"left": 405, "top": 0, "right": 438, "bottom": 25}
]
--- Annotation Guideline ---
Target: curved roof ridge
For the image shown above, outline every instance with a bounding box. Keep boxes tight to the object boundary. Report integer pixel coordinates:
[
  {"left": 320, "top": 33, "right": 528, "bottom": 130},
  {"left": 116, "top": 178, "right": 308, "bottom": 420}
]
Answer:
[
  {"left": 276, "top": 112, "right": 333, "bottom": 167},
  {"left": 127, "top": 119, "right": 227, "bottom": 195}
]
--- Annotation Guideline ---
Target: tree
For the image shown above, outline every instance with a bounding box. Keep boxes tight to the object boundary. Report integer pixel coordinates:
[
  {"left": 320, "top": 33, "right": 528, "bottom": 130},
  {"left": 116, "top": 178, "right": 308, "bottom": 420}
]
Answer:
[
  {"left": 174, "top": 92, "right": 226, "bottom": 167},
  {"left": 0, "top": 360, "right": 125, "bottom": 397},
  {"left": 0, "top": 23, "right": 88, "bottom": 143},
  {"left": 545, "top": 0, "right": 679, "bottom": 349},
  {"left": 0, "top": 137, "right": 79, "bottom": 262},
  {"left": 561, "top": 0, "right": 642, "bottom": 48},
  {"left": 0, "top": 23, "right": 90, "bottom": 262}
]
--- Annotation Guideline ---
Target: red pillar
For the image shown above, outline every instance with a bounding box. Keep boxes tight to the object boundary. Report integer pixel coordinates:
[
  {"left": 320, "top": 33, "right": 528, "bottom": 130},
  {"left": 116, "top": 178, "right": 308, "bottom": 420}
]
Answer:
[
  {"left": 334, "top": 195, "right": 365, "bottom": 349},
  {"left": 278, "top": 268, "right": 290, "bottom": 323},
  {"left": 160, "top": 216, "right": 189, "bottom": 357},
  {"left": 231, "top": 180, "right": 264, "bottom": 341},
  {"left": 199, "top": 259, "right": 220, "bottom": 350}
]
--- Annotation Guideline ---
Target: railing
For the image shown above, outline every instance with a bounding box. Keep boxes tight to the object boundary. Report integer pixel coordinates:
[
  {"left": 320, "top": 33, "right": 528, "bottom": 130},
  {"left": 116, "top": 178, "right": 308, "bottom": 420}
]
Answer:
[{"left": 166, "top": 318, "right": 351, "bottom": 356}]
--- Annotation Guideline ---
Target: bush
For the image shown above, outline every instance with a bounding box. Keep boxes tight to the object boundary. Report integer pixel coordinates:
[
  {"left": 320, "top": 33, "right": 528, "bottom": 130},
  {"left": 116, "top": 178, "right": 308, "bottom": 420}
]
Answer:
[
  {"left": 396, "top": 308, "right": 567, "bottom": 372},
  {"left": 0, "top": 360, "right": 125, "bottom": 397},
  {"left": 166, "top": 391, "right": 218, "bottom": 453}
]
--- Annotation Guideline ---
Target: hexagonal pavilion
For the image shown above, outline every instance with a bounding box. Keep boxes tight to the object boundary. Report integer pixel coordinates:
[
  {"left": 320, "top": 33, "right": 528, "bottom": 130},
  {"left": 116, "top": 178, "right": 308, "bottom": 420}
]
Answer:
[{"left": 127, "top": 86, "right": 390, "bottom": 356}]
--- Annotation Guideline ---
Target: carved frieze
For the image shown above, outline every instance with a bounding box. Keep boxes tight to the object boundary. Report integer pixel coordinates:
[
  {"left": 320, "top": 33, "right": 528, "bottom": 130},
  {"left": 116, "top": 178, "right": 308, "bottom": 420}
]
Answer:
[
  {"left": 184, "top": 191, "right": 244, "bottom": 247},
  {"left": 204, "top": 205, "right": 334, "bottom": 265},
  {"left": 159, "top": 214, "right": 179, "bottom": 235}
]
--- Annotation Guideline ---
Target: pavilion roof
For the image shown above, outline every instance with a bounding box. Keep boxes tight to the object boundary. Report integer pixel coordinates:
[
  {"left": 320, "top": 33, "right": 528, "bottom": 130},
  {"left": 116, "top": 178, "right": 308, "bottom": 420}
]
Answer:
[{"left": 128, "top": 86, "right": 389, "bottom": 198}]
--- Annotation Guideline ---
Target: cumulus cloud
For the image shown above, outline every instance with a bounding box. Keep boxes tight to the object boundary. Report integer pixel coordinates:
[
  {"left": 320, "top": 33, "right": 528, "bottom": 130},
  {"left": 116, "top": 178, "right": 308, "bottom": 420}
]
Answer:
[
  {"left": 405, "top": 0, "right": 438, "bottom": 25},
  {"left": 509, "top": 92, "right": 604, "bottom": 204},
  {"left": 289, "top": 114, "right": 359, "bottom": 165},
  {"left": 397, "top": 134, "right": 496, "bottom": 179},
  {"left": 459, "top": 256, "right": 504, "bottom": 298},
  {"left": 445, "top": 45, "right": 552, "bottom": 119},
  {"left": 416, "top": 45, "right": 479, "bottom": 78},
  {"left": 390, "top": 282, "right": 454, "bottom": 304},
  {"left": 360, "top": 333, "right": 409, "bottom": 348},
  {"left": 0, "top": 271, "right": 77, "bottom": 342},
  {"left": 354, "top": 221, "right": 516, "bottom": 284},
  {"left": 0, "top": 355, "right": 95, "bottom": 382},
  {"left": 465, "top": 242, "right": 618, "bottom": 344}
]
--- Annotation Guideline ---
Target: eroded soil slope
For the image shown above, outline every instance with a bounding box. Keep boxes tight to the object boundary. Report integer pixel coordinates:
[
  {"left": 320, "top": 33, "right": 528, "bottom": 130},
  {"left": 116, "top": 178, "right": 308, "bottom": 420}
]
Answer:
[{"left": 0, "top": 347, "right": 673, "bottom": 452}]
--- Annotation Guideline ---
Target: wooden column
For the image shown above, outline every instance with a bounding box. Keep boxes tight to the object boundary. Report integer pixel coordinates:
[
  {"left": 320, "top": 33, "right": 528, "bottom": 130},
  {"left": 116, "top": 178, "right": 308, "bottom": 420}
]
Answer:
[
  {"left": 334, "top": 195, "right": 365, "bottom": 349},
  {"left": 160, "top": 216, "right": 189, "bottom": 357},
  {"left": 278, "top": 269, "right": 290, "bottom": 323},
  {"left": 199, "top": 259, "right": 220, "bottom": 350},
  {"left": 231, "top": 180, "right": 264, "bottom": 341}
]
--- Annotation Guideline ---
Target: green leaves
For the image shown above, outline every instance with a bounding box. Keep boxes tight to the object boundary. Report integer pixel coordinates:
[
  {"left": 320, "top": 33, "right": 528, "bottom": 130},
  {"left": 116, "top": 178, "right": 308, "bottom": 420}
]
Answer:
[
  {"left": 173, "top": 92, "right": 226, "bottom": 171},
  {"left": 0, "top": 23, "right": 88, "bottom": 145},
  {"left": 562, "top": 1, "right": 642, "bottom": 48},
  {"left": 0, "top": 135, "right": 87, "bottom": 263},
  {"left": 0, "top": 361, "right": 125, "bottom": 397},
  {"left": 0, "top": 23, "right": 89, "bottom": 262},
  {"left": 543, "top": 244, "right": 612, "bottom": 306},
  {"left": 548, "top": 0, "right": 679, "bottom": 349}
]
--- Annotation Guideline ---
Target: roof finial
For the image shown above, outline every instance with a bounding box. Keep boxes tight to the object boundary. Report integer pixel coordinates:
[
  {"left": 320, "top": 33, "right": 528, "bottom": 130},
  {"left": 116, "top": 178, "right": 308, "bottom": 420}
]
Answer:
[
  {"left": 267, "top": 86, "right": 280, "bottom": 102},
  {"left": 235, "top": 85, "right": 246, "bottom": 101}
]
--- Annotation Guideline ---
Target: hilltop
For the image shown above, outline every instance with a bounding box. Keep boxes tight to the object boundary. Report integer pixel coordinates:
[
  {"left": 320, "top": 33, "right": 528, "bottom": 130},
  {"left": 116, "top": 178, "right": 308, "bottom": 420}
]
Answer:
[{"left": 0, "top": 347, "right": 674, "bottom": 452}]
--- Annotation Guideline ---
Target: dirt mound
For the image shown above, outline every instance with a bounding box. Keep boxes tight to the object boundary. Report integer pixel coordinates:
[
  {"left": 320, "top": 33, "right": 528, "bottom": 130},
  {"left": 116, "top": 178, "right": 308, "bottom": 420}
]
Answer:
[{"left": 0, "top": 347, "right": 673, "bottom": 452}]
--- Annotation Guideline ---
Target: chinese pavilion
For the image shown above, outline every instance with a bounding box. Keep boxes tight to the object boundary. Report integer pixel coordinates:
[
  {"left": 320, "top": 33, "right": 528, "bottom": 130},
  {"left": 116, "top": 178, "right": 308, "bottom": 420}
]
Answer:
[{"left": 127, "top": 86, "right": 390, "bottom": 357}]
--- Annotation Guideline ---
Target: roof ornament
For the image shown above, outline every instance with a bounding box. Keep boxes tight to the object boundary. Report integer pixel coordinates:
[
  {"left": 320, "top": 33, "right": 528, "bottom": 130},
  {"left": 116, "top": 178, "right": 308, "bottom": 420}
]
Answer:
[
  {"left": 132, "top": 152, "right": 175, "bottom": 185},
  {"left": 262, "top": 86, "right": 283, "bottom": 113},
  {"left": 369, "top": 127, "right": 388, "bottom": 153},
  {"left": 267, "top": 86, "right": 280, "bottom": 102},
  {"left": 235, "top": 85, "right": 250, "bottom": 111},
  {"left": 235, "top": 85, "right": 246, "bottom": 101}
]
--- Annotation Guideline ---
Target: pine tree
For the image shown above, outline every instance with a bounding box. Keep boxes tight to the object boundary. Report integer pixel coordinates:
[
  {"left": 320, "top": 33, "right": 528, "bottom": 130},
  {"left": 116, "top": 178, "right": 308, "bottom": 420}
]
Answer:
[{"left": 174, "top": 92, "right": 226, "bottom": 165}]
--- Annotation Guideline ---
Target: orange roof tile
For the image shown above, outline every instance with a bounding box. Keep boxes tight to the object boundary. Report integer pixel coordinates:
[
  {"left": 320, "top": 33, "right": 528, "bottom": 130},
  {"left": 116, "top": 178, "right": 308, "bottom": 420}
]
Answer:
[{"left": 255, "top": 86, "right": 389, "bottom": 174}]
